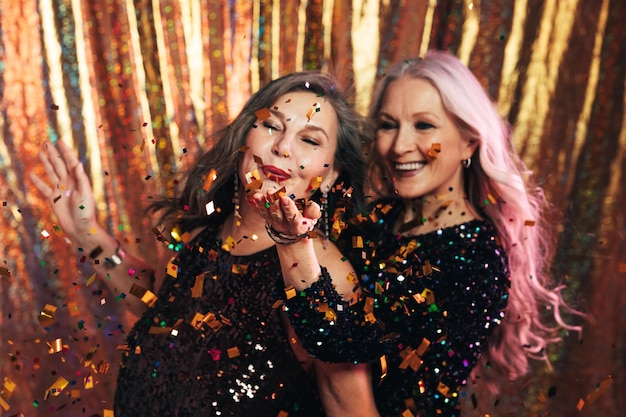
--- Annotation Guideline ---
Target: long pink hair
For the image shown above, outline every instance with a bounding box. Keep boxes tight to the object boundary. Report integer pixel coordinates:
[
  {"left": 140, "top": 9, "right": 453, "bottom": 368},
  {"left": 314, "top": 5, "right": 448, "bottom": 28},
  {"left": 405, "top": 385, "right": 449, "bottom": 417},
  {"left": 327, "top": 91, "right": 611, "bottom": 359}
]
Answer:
[{"left": 367, "top": 50, "right": 584, "bottom": 391}]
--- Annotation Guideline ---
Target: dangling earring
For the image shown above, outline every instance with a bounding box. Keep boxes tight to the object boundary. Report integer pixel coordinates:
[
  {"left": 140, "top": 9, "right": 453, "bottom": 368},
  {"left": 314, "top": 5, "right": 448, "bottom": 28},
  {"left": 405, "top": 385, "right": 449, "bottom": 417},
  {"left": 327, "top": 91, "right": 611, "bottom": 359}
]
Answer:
[
  {"left": 233, "top": 172, "right": 241, "bottom": 226},
  {"left": 462, "top": 157, "right": 472, "bottom": 168},
  {"left": 321, "top": 184, "right": 330, "bottom": 249}
]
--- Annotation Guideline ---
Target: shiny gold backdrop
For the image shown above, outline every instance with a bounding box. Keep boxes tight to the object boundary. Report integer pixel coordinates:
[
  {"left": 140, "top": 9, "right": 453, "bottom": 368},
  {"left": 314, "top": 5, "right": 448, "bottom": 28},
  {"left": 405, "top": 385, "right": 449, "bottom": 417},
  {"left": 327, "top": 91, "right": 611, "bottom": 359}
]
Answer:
[{"left": 0, "top": 1, "right": 624, "bottom": 416}]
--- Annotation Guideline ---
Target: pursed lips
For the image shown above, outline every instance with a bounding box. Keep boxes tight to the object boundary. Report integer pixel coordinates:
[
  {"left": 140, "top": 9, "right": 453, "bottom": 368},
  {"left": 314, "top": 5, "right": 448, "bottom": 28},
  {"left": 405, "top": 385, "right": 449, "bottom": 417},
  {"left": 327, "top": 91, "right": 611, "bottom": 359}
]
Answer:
[{"left": 262, "top": 165, "right": 291, "bottom": 182}]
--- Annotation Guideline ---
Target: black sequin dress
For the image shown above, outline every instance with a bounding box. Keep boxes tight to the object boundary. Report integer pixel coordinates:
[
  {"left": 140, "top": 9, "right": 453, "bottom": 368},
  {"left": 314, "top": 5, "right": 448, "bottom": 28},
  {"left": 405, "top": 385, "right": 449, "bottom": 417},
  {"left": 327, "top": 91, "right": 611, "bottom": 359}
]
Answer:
[
  {"left": 284, "top": 200, "right": 510, "bottom": 417},
  {"left": 114, "top": 225, "right": 325, "bottom": 417}
]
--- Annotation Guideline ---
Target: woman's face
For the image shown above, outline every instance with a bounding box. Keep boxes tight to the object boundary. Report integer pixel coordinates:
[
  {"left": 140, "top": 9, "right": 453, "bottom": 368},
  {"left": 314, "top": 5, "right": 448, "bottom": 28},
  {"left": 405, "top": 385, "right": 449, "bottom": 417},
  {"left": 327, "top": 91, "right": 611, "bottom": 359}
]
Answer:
[
  {"left": 375, "top": 76, "right": 474, "bottom": 200},
  {"left": 241, "top": 90, "right": 339, "bottom": 199}
]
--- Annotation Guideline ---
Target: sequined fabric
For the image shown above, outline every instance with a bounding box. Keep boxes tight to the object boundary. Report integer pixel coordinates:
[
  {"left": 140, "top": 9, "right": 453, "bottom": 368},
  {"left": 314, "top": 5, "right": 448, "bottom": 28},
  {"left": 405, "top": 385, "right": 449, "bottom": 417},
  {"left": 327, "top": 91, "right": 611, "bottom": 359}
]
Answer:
[
  {"left": 114, "top": 225, "right": 325, "bottom": 417},
  {"left": 285, "top": 201, "right": 509, "bottom": 416}
]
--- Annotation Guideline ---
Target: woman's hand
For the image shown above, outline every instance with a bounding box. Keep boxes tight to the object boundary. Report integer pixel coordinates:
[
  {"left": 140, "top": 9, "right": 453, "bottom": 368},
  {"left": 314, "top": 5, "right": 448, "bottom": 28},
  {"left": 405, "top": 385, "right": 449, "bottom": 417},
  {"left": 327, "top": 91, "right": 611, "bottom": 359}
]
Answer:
[
  {"left": 247, "top": 191, "right": 321, "bottom": 236},
  {"left": 29, "top": 141, "right": 101, "bottom": 245}
]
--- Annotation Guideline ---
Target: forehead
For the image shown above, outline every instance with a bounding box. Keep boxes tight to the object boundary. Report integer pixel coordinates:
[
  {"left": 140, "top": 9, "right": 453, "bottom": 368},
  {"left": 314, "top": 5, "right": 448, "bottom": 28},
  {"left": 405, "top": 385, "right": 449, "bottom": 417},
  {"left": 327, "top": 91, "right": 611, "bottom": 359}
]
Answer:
[
  {"left": 271, "top": 91, "right": 338, "bottom": 121},
  {"left": 381, "top": 76, "right": 444, "bottom": 112}
]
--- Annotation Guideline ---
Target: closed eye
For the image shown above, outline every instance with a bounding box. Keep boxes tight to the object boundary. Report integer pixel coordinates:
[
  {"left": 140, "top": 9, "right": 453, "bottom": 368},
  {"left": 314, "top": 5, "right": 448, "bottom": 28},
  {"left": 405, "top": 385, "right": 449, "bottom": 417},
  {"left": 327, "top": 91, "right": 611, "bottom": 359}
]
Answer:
[
  {"left": 301, "top": 137, "right": 320, "bottom": 146},
  {"left": 263, "top": 121, "right": 280, "bottom": 133}
]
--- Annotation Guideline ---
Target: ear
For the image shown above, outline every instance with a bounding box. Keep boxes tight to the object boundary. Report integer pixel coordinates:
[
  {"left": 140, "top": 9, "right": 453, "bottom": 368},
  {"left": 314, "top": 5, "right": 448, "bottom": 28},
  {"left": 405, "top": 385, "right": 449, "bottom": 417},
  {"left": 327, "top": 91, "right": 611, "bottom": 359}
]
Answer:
[
  {"left": 322, "top": 165, "right": 341, "bottom": 191},
  {"left": 464, "top": 138, "right": 479, "bottom": 160}
]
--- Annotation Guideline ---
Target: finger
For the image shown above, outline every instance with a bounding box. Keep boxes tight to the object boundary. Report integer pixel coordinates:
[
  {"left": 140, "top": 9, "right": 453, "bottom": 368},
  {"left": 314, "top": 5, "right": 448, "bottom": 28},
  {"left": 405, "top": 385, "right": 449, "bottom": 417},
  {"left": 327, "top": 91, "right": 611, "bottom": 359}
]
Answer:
[
  {"left": 44, "top": 141, "right": 70, "bottom": 180},
  {"left": 74, "top": 163, "right": 93, "bottom": 197},
  {"left": 302, "top": 200, "right": 322, "bottom": 221},
  {"left": 58, "top": 139, "right": 81, "bottom": 171},
  {"left": 38, "top": 150, "right": 61, "bottom": 185},
  {"left": 29, "top": 172, "right": 53, "bottom": 198}
]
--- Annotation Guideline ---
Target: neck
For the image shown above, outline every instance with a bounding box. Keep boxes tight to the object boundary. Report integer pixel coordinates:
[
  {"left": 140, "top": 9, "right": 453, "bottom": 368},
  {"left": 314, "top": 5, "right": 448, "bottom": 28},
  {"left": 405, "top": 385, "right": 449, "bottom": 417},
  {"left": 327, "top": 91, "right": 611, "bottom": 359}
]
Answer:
[{"left": 397, "top": 190, "right": 478, "bottom": 235}]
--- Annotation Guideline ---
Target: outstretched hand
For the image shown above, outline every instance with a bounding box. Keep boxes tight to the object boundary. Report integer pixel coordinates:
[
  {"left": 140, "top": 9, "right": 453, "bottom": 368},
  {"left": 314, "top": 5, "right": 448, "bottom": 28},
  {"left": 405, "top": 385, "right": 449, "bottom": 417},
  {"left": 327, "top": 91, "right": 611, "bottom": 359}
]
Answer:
[
  {"left": 247, "top": 191, "right": 321, "bottom": 236},
  {"left": 29, "top": 141, "right": 100, "bottom": 245}
]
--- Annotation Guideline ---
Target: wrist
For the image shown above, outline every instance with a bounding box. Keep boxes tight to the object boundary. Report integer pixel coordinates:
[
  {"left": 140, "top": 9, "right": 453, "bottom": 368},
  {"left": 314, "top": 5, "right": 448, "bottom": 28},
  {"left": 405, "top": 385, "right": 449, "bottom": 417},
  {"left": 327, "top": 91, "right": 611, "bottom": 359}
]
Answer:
[{"left": 265, "top": 224, "right": 311, "bottom": 245}]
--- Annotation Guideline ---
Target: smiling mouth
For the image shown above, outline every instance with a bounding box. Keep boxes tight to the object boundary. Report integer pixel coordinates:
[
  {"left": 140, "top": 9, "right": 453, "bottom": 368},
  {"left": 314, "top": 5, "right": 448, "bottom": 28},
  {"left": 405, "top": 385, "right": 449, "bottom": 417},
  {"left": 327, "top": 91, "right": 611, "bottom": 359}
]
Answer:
[
  {"left": 395, "top": 162, "right": 426, "bottom": 171},
  {"left": 262, "top": 165, "right": 291, "bottom": 182}
]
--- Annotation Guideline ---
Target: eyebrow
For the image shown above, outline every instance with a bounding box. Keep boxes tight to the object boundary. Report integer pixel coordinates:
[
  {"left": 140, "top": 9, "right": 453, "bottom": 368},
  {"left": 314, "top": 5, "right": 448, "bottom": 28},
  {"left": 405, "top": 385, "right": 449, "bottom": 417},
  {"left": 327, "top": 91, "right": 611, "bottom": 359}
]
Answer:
[{"left": 269, "top": 108, "right": 330, "bottom": 141}]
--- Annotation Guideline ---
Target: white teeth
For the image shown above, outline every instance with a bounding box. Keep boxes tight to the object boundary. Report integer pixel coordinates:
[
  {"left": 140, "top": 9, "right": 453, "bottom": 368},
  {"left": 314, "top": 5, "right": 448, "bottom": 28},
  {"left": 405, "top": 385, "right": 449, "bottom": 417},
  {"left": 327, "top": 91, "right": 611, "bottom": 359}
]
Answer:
[{"left": 395, "top": 162, "right": 426, "bottom": 171}]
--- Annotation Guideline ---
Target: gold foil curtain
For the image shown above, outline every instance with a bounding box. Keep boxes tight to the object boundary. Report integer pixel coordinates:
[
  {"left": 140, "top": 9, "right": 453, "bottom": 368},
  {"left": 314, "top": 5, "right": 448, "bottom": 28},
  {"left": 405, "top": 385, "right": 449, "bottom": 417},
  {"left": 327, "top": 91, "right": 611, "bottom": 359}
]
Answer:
[{"left": 0, "top": 0, "right": 624, "bottom": 416}]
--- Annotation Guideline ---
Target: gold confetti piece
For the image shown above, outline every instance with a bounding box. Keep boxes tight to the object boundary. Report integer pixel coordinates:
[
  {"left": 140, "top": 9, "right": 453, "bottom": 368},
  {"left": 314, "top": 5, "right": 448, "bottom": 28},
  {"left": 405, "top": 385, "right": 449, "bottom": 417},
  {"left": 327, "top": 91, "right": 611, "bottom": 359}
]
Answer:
[
  {"left": 37, "top": 304, "right": 58, "bottom": 327},
  {"left": 347, "top": 292, "right": 359, "bottom": 306},
  {"left": 578, "top": 375, "right": 614, "bottom": 409},
  {"left": 170, "top": 226, "right": 182, "bottom": 241},
  {"left": 277, "top": 411, "right": 288, "bottom": 417},
  {"left": 416, "top": 338, "right": 431, "bottom": 357},
  {"left": 309, "top": 175, "right": 322, "bottom": 190},
  {"left": 149, "top": 326, "right": 172, "bottom": 335},
  {"left": 129, "top": 283, "right": 158, "bottom": 307},
  {"left": 268, "top": 187, "right": 287, "bottom": 202},
  {"left": 253, "top": 154, "right": 264, "bottom": 164},
  {"left": 437, "top": 382, "right": 451, "bottom": 396},
  {"left": 0, "top": 397, "right": 9, "bottom": 411},
  {"left": 166, "top": 259, "right": 179, "bottom": 278},
  {"left": 401, "top": 408, "right": 414, "bottom": 417},
  {"left": 399, "top": 346, "right": 423, "bottom": 371},
  {"left": 84, "top": 346, "right": 98, "bottom": 367},
  {"left": 191, "top": 274, "right": 206, "bottom": 298},
  {"left": 47, "top": 338, "right": 64, "bottom": 354},
  {"left": 103, "top": 409, "right": 114, "bottom": 417},
  {"left": 227, "top": 346, "right": 240, "bottom": 358},
  {"left": 3, "top": 378, "right": 16, "bottom": 395},
  {"left": 421, "top": 288, "right": 435, "bottom": 305},
  {"left": 70, "top": 389, "right": 80, "bottom": 398},
  {"left": 324, "top": 308, "right": 337, "bottom": 321},
  {"left": 346, "top": 271, "right": 359, "bottom": 286},
  {"left": 222, "top": 236, "right": 237, "bottom": 252},
  {"left": 352, "top": 236, "right": 363, "bottom": 248},
  {"left": 254, "top": 108, "right": 271, "bottom": 120},
  {"left": 0, "top": 266, "right": 11, "bottom": 279},
  {"left": 84, "top": 374, "right": 94, "bottom": 389},
  {"left": 524, "top": 219, "right": 536, "bottom": 226},
  {"left": 180, "top": 231, "right": 192, "bottom": 243},
  {"left": 487, "top": 193, "right": 497, "bottom": 204},
  {"left": 231, "top": 263, "right": 249, "bottom": 275},
  {"left": 363, "top": 297, "right": 375, "bottom": 314},
  {"left": 67, "top": 301, "right": 79, "bottom": 317},
  {"left": 202, "top": 168, "right": 218, "bottom": 191},
  {"left": 379, "top": 355, "right": 388, "bottom": 382},
  {"left": 285, "top": 285, "right": 296, "bottom": 299},
  {"left": 271, "top": 300, "right": 283, "bottom": 309},
  {"left": 44, "top": 376, "right": 69, "bottom": 399},
  {"left": 427, "top": 143, "right": 441, "bottom": 159},
  {"left": 422, "top": 260, "right": 433, "bottom": 276}
]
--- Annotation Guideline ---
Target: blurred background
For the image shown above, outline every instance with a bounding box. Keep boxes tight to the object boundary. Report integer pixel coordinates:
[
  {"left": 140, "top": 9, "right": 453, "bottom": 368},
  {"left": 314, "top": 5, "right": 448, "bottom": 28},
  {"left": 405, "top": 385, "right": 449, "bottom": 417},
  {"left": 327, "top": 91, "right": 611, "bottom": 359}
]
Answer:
[{"left": 0, "top": 0, "right": 624, "bottom": 416}]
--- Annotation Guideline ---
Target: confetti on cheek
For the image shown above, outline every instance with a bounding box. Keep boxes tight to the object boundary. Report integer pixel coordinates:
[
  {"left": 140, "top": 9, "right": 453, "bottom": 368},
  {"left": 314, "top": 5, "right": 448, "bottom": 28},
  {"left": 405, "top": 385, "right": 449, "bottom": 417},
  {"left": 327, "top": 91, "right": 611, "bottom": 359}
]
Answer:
[{"left": 427, "top": 143, "right": 441, "bottom": 159}]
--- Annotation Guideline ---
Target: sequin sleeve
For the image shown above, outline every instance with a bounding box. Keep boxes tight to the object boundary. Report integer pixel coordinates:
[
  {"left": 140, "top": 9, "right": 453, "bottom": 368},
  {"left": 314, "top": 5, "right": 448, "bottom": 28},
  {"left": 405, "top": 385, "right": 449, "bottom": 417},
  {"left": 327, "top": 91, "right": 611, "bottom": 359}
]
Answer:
[{"left": 283, "top": 266, "right": 387, "bottom": 363}]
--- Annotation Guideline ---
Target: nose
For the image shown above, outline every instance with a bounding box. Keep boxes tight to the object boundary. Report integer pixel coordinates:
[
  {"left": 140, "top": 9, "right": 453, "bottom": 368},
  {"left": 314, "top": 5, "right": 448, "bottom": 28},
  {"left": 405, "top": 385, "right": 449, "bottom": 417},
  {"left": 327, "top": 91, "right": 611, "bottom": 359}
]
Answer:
[
  {"left": 392, "top": 124, "right": 417, "bottom": 155},
  {"left": 271, "top": 133, "right": 292, "bottom": 157}
]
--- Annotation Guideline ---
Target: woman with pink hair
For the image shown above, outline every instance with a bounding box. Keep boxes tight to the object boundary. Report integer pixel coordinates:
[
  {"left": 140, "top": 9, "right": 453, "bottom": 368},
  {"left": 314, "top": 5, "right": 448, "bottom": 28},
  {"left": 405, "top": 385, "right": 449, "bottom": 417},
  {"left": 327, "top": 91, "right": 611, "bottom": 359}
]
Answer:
[{"left": 252, "top": 50, "right": 583, "bottom": 416}]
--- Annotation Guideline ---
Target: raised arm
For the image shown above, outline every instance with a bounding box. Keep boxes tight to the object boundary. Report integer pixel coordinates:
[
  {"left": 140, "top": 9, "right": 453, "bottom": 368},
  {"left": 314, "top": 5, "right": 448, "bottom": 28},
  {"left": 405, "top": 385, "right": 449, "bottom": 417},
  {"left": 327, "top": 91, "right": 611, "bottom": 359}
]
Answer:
[{"left": 30, "top": 140, "right": 155, "bottom": 318}]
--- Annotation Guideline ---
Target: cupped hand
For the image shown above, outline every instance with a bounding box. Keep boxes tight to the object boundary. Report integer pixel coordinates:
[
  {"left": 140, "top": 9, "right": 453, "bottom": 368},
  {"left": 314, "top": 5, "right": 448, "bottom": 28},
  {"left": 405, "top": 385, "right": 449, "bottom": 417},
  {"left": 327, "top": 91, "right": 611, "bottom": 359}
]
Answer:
[
  {"left": 248, "top": 191, "right": 321, "bottom": 236},
  {"left": 29, "top": 141, "right": 101, "bottom": 245}
]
